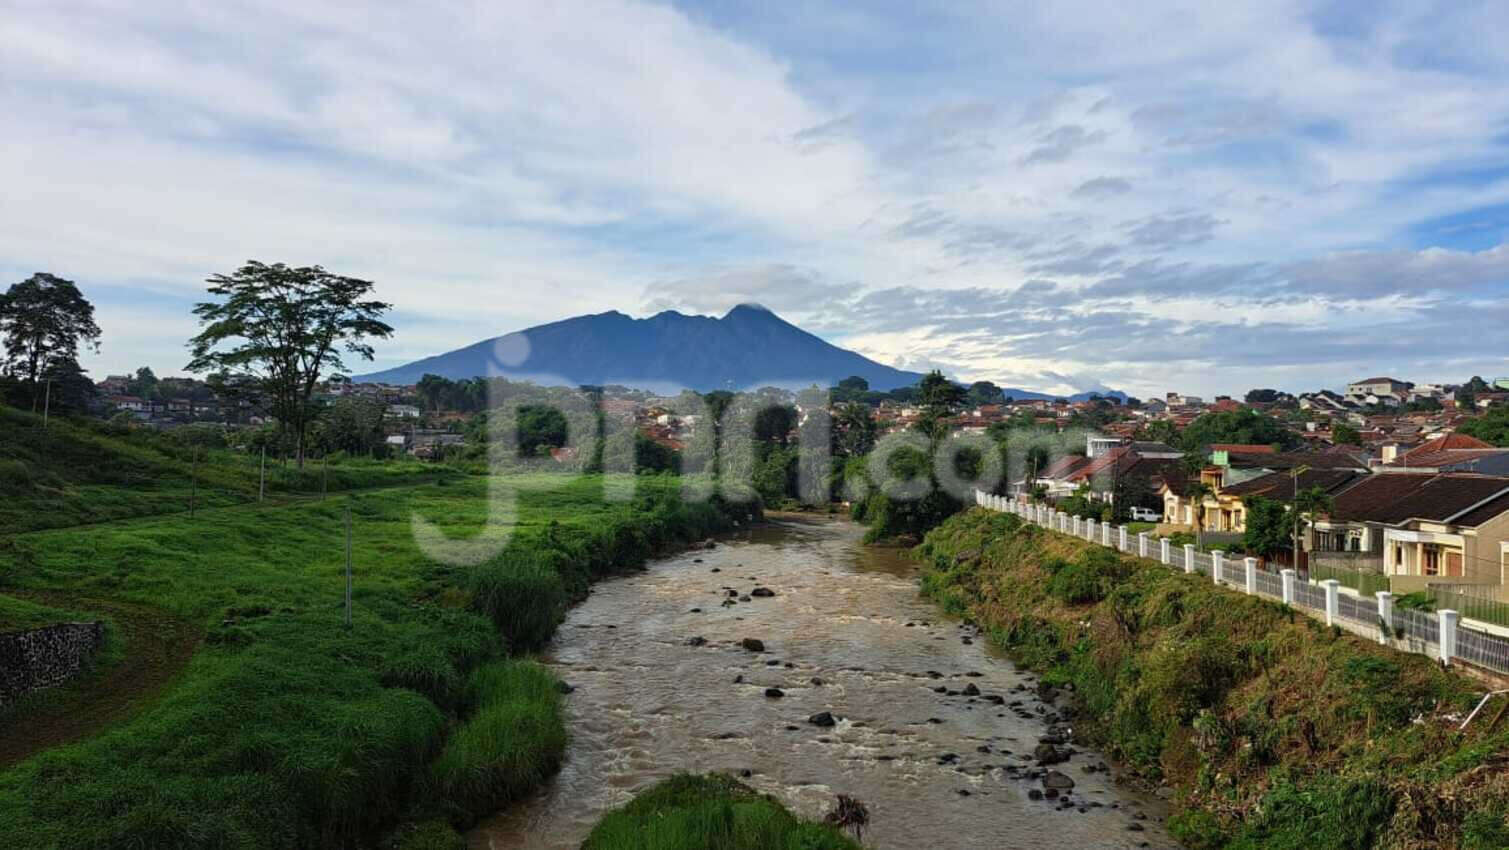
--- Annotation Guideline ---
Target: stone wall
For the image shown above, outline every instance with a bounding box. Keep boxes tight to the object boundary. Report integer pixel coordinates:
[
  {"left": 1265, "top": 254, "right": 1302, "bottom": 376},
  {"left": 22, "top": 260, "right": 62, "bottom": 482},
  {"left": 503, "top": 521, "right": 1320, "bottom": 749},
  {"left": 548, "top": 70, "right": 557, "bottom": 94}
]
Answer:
[{"left": 0, "top": 621, "right": 105, "bottom": 707}]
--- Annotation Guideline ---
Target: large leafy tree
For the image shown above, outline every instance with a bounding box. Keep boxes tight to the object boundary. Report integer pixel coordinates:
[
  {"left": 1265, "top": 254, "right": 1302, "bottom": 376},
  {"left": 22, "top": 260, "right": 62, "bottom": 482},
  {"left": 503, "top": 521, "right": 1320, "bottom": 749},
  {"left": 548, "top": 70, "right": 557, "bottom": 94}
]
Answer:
[
  {"left": 1459, "top": 405, "right": 1509, "bottom": 447},
  {"left": 0, "top": 273, "right": 102, "bottom": 408},
  {"left": 1241, "top": 496, "right": 1291, "bottom": 557},
  {"left": 1179, "top": 408, "right": 1301, "bottom": 451},
  {"left": 916, "top": 370, "right": 965, "bottom": 438},
  {"left": 187, "top": 261, "right": 392, "bottom": 466}
]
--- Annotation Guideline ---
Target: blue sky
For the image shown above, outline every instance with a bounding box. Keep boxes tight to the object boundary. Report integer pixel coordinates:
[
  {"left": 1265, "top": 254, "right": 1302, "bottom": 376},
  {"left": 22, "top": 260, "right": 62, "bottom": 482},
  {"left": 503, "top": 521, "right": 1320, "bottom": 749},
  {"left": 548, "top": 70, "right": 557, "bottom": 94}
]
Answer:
[{"left": 3, "top": 0, "right": 1508, "bottom": 397}]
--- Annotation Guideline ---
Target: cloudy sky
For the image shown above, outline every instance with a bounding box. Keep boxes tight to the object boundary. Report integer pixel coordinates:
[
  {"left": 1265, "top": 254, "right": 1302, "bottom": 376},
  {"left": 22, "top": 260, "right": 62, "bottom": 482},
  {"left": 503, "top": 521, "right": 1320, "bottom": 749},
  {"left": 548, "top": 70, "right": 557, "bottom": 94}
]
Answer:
[{"left": 5, "top": 0, "right": 1509, "bottom": 397}]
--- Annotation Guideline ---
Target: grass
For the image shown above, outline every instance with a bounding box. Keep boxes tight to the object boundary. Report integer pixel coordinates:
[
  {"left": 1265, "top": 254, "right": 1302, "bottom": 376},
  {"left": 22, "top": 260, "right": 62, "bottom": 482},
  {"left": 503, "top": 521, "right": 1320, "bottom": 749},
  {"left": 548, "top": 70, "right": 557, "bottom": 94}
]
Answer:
[
  {"left": 0, "top": 594, "right": 92, "bottom": 632},
  {"left": 0, "top": 405, "right": 450, "bottom": 533},
  {"left": 581, "top": 774, "right": 862, "bottom": 850},
  {"left": 917, "top": 508, "right": 1509, "bottom": 849},
  {"left": 0, "top": 461, "right": 759, "bottom": 849}
]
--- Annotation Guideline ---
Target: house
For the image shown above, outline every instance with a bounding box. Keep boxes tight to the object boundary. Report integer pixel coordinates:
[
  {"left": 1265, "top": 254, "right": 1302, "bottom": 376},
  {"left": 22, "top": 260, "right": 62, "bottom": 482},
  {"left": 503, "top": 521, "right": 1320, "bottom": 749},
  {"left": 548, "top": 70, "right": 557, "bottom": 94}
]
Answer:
[
  {"left": 1376, "top": 433, "right": 1509, "bottom": 475},
  {"left": 386, "top": 404, "right": 421, "bottom": 419},
  {"left": 1347, "top": 377, "right": 1409, "bottom": 398},
  {"left": 1307, "top": 473, "right": 1509, "bottom": 595},
  {"left": 1161, "top": 466, "right": 1364, "bottom": 534},
  {"left": 107, "top": 394, "right": 150, "bottom": 413}
]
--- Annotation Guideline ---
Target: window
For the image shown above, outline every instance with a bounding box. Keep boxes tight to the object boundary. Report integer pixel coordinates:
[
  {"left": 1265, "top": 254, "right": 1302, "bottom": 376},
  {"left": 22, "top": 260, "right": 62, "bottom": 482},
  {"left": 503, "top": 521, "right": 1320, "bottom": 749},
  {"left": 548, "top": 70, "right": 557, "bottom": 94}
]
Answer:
[{"left": 1423, "top": 546, "right": 1440, "bottom": 576}]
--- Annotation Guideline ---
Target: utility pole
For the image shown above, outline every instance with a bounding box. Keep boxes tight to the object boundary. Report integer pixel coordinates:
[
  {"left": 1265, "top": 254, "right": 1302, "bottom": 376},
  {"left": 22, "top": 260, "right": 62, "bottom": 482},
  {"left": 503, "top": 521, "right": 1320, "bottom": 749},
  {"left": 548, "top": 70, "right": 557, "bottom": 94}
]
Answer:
[
  {"left": 344, "top": 502, "right": 353, "bottom": 630},
  {"left": 1291, "top": 463, "right": 1310, "bottom": 573},
  {"left": 259, "top": 444, "right": 266, "bottom": 502},
  {"left": 41, "top": 379, "right": 52, "bottom": 429}
]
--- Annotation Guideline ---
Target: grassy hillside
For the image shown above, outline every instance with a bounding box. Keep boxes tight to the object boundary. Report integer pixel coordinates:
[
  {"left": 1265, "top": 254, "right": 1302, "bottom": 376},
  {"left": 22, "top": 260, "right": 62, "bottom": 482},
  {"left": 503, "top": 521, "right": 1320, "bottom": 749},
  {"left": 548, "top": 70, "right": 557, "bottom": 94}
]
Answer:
[
  {"left": 0, "top": 472, "right": 760, "bottom": 849},
  {"left": 0, "top": 405, "right": 447, "bottom": 533},
  {"left": 582, "top": 774, "right": 862, "bottom": 850},
  {"left": 916, "top": 508, "right": 1509, "bottom": 850}
]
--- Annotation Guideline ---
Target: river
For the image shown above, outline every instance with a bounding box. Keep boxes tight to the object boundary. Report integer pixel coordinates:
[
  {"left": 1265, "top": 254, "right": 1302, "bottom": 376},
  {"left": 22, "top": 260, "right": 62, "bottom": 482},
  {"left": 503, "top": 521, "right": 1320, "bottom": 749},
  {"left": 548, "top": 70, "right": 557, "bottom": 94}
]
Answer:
[{"left": 470, "top": 515, "right": 1175, "bottom": 849}]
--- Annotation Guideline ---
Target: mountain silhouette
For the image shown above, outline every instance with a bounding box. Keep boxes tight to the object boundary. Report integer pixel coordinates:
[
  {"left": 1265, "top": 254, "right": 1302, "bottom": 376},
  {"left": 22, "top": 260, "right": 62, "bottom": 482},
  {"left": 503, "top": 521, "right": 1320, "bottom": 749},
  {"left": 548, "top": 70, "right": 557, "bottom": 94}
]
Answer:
[
  {"left": 354, "top": 304, "right": 1122, "bottom": 400},
  {"left": 354, "top": 304, "right": 925, "bottom": 391}
]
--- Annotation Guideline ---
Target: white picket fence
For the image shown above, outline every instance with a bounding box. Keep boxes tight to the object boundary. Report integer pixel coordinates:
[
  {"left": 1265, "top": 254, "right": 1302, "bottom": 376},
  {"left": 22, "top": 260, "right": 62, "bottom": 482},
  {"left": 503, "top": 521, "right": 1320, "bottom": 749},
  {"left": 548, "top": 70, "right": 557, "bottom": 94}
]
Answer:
[{"left": 973, "top": 490, "right": 1509, "bottom": 675}]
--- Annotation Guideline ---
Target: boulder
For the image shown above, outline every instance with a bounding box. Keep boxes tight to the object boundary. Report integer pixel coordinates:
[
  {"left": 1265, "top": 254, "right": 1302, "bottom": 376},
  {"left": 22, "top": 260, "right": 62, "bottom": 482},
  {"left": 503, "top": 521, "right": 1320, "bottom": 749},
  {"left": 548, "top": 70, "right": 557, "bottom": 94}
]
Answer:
[
  {"left": 1042, "top": 771, "right": 1076, "bottom": 791},
  {"left": 751, "top": 587, "right": 775, "bottom": 597},
  {"left": 741, "top": 638, "right": 765, "bottom": 652},
  {"left": 765, "top": 687, "right": 785, "bottom": 698},
  {"left": 808, "top": 711, "right": 837, "bottom": 727}
]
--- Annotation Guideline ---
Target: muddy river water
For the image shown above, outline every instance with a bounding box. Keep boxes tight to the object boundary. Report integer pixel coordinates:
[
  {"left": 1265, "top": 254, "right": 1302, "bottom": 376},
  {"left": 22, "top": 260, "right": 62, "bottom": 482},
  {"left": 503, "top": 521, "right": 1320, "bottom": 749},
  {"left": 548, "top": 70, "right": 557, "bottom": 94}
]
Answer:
[{"left": 471, "top": 516, "right": 1175, "bottom": 849}]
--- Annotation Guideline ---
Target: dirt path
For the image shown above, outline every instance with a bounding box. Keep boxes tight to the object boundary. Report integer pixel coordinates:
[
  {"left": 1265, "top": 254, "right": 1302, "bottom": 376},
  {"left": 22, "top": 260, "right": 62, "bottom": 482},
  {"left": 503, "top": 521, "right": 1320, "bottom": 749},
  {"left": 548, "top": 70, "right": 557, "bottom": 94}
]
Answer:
[{"left": 0, "top": 592, "right": 201, "bottom": 770}]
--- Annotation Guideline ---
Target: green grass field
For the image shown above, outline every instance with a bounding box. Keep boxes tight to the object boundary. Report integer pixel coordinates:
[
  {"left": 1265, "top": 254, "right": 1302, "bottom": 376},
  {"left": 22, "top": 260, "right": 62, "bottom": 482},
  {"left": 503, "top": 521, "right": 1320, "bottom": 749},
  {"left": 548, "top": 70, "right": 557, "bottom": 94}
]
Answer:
[
  {"left": 0, "top": 405, "right": 451, "bottom": 533},
  {"left": 582, "top": 774, "right": 862, "bottom": 850},
  {"left": 0, "top": 411, "right": 761, "bottom": 850}
]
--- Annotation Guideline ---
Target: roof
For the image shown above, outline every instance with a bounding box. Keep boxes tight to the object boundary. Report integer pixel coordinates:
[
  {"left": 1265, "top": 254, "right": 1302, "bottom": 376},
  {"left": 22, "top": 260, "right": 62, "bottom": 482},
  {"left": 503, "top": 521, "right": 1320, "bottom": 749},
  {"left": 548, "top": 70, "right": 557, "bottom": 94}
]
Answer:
[
  {"left": 1039, "top": 454, "right": 1092, "bottom": 480},
  {"left": 1224, "top": 450, "right": 1370, "bottom": 472},
  {"left": 1329, "top": 473, "right": 1509, "bottom": 525},
  {"left": 1210, "top": 443, "right": 1276, "bottom": 454},
  {"left": 1404, "top": 432, "right": 1493, "bottom": 456},
  {"left": 1386, "top": 448, "right": 1509, "bottom": 470},
  {"left": 1352, "top": 377, "right": 1405, "bottom": 385},
  {"left": 1220, "top": 469, "right": 1365, "bottom": 503}
]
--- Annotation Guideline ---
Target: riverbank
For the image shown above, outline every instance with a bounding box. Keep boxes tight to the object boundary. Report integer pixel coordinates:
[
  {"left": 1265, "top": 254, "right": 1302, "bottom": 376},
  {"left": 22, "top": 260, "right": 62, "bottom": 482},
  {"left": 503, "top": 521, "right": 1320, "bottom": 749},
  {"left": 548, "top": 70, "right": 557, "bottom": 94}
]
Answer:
[
  {"left": 916, "top": 508, "right": 1509, "bottom": 849},
  {"left": 0, "top": 473, "right": 759, "bottom": 849}
]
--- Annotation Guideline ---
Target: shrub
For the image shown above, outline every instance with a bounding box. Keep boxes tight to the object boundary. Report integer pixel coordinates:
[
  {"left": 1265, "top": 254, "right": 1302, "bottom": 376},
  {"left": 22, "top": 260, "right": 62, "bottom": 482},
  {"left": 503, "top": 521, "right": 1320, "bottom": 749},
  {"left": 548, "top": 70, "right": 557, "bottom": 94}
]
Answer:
[
  {"left": 468, "top": 551, "right": 568, "bottom": 652},
  {"left": 429, "top": 661, "right": 565, "bottom": 823}
]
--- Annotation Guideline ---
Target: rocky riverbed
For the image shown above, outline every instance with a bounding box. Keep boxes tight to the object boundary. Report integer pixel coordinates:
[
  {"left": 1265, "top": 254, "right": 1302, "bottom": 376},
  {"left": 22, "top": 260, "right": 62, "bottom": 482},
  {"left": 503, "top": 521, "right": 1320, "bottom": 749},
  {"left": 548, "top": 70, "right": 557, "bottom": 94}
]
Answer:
[{"left": 470, "top": 515, "right": 1175, "bottom": 849}]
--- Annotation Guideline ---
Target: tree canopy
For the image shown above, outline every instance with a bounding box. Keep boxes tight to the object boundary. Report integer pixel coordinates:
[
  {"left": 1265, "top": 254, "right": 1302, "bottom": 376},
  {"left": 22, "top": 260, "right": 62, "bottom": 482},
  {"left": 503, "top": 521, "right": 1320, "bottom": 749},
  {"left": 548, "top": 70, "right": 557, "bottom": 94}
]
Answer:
[
  {"left": 0, "top": 273, "right": 101, "bottom": 408},
  {"left": 1179, "top": 408, "right": 1301, "bottom": 452},
  {"left": 1458, "top": 405, "right": 1509, "bottom": 447},
  {"left": 187, "top": 261, "right": 392, "bottom": 465}
]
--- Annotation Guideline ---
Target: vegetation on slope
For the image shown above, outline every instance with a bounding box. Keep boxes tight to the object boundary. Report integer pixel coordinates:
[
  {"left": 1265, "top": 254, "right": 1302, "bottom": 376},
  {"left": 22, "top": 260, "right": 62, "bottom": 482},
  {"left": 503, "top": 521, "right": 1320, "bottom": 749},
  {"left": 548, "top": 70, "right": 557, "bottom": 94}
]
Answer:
[
  {"left": 0, "top": 471, "right": 759, "bottom": 849},
  {"left": 581, "top": 773, "right": 861, "bottom": 850},
  {"left": 0, "top": 405, "right": 448, "bottom": 533},
  {"left": 916, "top": 508, "right": 1509, "bottom": 849}
]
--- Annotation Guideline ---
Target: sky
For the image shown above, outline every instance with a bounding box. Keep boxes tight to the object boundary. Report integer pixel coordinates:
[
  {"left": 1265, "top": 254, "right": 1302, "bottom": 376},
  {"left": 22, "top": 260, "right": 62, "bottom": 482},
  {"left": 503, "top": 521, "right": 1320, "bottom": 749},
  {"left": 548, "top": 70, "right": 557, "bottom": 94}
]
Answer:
[{"left": 4, "top": 0, "right": 1509, "bottom": 398}]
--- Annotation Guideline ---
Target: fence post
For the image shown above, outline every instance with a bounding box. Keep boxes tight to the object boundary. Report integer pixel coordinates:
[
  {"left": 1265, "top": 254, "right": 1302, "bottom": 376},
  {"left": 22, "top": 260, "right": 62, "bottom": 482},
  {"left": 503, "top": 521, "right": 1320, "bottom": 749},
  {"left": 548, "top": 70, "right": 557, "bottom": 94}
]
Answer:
[
  {"left": 1160, "top": 538, "right": 1171, "bottom": 565},
  {"left": 1322, "top": 579, "right": 1340, "bottom": 626},
  {"left": 1281, "top": 568, "right": 1296, "bottom": 604},
  {"left": 1102, "top": 522, "right": 1111, "bottom": 546},
  {"left": 1060, "top": 513, "right": 1069, "bottom": 533},
  {"left": 1184, "top": 543, "right": 1196, "bottom": 574},
  {"left": 1211, "top": 550, "right": 1224, "bottom": 585},
  {"left": 1244, "top": 557, "right": 1257, "bottom": 595},
  {"left": 1119, "top": 526, "right": 1128, "bottom": 551},
  {"left": 1085, "top": 518, "right": 1095, "bottom": 541},
  {"left": 1072, "top": 516, "right": 1081, "bottom": 536},
  {"left": 1439, "top": 610, "right": 1459, "bottom": 666},
  {"left": 1137, "top": 532, "right": 1149, "bottom": 558},
  {"left": 1376, "top": 591, "right": 1394, "bottom": 645}
]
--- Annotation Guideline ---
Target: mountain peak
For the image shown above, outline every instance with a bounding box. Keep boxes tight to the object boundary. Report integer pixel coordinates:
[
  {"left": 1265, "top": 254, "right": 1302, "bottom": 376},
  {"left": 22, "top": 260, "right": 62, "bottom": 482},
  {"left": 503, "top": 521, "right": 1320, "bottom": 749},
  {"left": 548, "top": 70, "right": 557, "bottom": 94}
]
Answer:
[{"left": 724, "top": 302, "right": 774, "bottom": 319}]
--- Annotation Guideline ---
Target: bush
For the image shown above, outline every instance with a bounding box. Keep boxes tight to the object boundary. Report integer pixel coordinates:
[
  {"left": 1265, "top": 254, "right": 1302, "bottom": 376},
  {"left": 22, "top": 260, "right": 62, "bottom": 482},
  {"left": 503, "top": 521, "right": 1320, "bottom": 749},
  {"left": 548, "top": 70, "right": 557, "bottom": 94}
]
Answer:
[
  {"left": 1046, "top": 548, "right": 1128, "bottom": 605},
  {"left": 581, "top": 773, "right": 860, "bottom": 850},
  {"left": 468, "top": 551, "right": 568, "bottom": 652},
  {"left": 428, "top": 661, "right": 565, "bottom": 824}
]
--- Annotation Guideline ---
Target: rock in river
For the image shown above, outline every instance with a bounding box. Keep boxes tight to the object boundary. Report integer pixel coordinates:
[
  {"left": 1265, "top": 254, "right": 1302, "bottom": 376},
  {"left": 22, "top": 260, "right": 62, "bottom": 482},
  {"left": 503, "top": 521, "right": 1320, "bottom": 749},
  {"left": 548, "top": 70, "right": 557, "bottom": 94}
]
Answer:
[
  {"left": 808, "top": 711, "right": 837, "bottom": 727},
  {"left": 765, "top": 687, "right": 785, "bottom": 698},
  {"left": 751, "top": 587, "right": 776, "bottom": 597},
  {"left": 1042, "top": 770, "right": 1075, "bottom": 791},
  {"left": 741, "top": 638, "right": 765, "bottom": 652}
]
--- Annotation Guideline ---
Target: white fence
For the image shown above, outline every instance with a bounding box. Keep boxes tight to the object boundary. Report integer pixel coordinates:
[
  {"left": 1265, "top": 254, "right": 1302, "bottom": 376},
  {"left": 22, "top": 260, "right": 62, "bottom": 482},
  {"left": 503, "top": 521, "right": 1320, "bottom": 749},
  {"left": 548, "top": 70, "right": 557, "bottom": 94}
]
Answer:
[{"left": 973, "top": 491, "right": 1509, "bottom": 677}]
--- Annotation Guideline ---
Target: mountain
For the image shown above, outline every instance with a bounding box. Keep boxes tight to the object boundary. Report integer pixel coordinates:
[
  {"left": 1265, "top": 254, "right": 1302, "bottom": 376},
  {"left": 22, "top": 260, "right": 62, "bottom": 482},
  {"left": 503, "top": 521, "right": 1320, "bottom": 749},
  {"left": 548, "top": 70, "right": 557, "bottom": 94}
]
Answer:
[
  {"left": 353, "top": 304, "right": 927, "bottom": 391},
  {"left": 354, "top": 304, "right": 1127, "bottom": 400}
]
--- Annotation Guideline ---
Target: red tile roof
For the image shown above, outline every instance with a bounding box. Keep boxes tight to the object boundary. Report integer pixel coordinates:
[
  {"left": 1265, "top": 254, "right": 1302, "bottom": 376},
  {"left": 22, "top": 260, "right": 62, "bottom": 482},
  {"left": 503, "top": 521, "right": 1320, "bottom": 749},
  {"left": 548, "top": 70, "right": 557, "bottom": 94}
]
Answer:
[
  {"left": 1330, "top": 473, "right": 1509, "bottom": 525},
  {"left": 1210, "top": 443, "right": 1277, "bottom": 454}
]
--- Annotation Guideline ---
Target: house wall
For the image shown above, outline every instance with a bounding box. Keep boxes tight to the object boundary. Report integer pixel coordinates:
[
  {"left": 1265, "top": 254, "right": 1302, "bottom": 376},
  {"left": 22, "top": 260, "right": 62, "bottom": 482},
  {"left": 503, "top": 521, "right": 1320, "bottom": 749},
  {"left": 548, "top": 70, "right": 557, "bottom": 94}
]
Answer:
[{"left": 1466, "top": 509, "right": 1509, "bottom": 585}]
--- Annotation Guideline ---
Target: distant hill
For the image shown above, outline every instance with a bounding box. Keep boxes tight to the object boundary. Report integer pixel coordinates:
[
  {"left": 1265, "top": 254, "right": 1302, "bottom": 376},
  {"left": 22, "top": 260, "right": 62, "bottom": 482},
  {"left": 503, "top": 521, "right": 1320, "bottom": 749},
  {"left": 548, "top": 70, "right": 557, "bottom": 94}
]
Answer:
[
  {"left": 354, "top": 304, "right": 1124, "bottom": 400},
  {"left": 355, "top": 304, "right": 927, "bottom": 391}
]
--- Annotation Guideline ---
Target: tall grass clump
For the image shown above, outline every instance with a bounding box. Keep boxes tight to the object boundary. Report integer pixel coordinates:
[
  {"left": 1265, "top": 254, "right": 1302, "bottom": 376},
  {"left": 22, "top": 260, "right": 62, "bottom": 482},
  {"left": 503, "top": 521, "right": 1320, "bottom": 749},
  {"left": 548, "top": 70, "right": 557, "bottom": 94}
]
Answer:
[
  {"left": 582, "top": 773, "right": 860, "bottom": 850},
  {"left": 429, "top": 660, "right": 565, "bottom": 823},
  {"left": 468, "top": 551, "right": 568, "bottom": 652}
]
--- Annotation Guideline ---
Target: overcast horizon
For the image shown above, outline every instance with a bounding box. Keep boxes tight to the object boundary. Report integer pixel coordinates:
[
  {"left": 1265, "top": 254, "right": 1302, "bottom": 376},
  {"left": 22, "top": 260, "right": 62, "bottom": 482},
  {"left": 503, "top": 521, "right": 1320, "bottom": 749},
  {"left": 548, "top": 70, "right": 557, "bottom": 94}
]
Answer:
[{"left": 6, "top": 1, "right": 1509, "bottom": 397}]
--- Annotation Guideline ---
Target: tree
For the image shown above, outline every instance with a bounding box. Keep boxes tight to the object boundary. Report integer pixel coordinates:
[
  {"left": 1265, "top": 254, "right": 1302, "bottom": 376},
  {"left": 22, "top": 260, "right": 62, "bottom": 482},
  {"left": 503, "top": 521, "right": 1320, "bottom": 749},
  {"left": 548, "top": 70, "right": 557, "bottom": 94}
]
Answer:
[
  {"left": 129, "top": 366, "right": 160, "bottom": 400},
  {"left": 1292, "top": 485, "right": 1336, "bottom": 562},
  {"left": 1332, "top": 422, "right": 1362, "bottom": 446},
  {"left": 834, "top": 402, "right": 877, "bottom": 458},
  {"left": 312, "top": 396, "right": 386, "bottom": 456},
  {"left": 516, "top": 404, "right": 569, "bottom": 457},
  {"left": 1135, "top": 419, "right": 1180, "bottom": 446},
  {"left": 916, "top": 370, "right": 965, "bottom": 438},
  {"left": 1459, "top": 406, "right": 1509, "bottom": 447},
  {"left": 187, "top": 261, "right": 392, "bottom": 466},
  {"left": 1244, "top": 388, "right": 1281, "bottom": 404},
  {"left": 416, "top": 373, "right": 450, "bottom": 412},
  {"left": 1183, "top": 481, "right": 1213, "bottom": 530},
  {"left": 1457, "top": 376, "right": 1491, "bottom": 407},
  {"left": 966, "top": 380, "right": 1006, "bottom": 407},
  {"left": 1179, "top": 409, "right": 1301, "bottom": 452},
  {"left": 1241, "top": 496, "right": 1291, "bottom": 557},
  {"left": 0, "top": 273, "right": 102, "bottom": 409}
]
